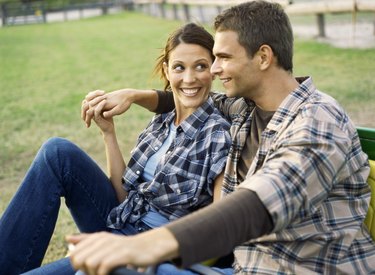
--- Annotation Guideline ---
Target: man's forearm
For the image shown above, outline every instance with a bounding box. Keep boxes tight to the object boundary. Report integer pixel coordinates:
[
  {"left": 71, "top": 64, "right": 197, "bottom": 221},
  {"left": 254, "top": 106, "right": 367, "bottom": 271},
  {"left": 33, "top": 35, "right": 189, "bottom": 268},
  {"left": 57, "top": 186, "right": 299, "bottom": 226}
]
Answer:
[
  {"left": 166, "top": 189, "right": 273, "bottom": 267},
  {"left": 154, "top": 90, "right": 175, "bottom": 113},
  {"left": 129, "top": 89, "right": 159, "bottom": 112}
]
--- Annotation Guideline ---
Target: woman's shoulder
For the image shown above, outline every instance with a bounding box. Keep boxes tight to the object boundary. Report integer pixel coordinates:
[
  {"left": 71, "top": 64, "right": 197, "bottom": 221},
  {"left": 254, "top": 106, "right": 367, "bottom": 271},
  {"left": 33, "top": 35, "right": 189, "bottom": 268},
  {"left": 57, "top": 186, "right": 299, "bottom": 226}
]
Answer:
[{"left": 198, "top": 110, "right": 231, "bottom": 142}]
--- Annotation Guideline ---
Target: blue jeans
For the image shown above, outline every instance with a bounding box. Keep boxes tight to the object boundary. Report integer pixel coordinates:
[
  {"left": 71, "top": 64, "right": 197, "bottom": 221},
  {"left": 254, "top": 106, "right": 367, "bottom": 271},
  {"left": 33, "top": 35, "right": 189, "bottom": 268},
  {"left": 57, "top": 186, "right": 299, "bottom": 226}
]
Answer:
[
  {"left": 0, "top": 137, "right": 120, "bottom": 275},
  {"left": 0, "top": 137, "right": 233, "bottom": 275},
  {"left": 156, "top": 263, "right": 233, "bottom": 275}
]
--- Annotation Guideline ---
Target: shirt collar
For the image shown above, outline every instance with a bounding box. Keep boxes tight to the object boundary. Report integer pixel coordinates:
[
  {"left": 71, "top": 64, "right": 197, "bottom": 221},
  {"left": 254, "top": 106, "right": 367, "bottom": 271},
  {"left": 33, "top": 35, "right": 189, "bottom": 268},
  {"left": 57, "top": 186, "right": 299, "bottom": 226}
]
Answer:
[
  {"left": 161, "top": 97, "right": 215, "bottom": 140},
  {"left": 267, "top": 76, "right": 314, "bottom": 131}
]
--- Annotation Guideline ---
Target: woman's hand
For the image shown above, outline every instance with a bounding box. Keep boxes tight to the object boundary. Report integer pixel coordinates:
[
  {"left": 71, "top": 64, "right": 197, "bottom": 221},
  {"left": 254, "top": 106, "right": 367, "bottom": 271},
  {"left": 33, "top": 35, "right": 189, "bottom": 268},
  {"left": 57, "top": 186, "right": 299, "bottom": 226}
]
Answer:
[
  {"left": 67, "top": 229, "right": 179, "bottom": 275},
  {"left": 91, "top": 99, "right": 115, "bottom": 135}
]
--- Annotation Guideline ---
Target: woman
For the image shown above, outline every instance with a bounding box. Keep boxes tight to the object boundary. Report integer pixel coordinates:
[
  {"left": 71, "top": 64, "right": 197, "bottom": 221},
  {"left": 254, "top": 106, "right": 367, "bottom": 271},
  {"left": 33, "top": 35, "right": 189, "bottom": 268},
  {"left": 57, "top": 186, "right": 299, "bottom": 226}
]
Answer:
[{"left": 0, "top": 23, "right": 231, "bottom": 274}]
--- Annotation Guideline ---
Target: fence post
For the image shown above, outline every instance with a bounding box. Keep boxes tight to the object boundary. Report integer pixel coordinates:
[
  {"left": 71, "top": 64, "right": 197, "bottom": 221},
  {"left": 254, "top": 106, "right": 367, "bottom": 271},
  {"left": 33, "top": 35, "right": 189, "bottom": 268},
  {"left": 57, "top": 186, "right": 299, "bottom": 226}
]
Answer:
[
  {"left": 101, "top": 1, "right": 109, "bottom": 15},
  {"left": 79, "top": 6, "right": 83, "bottom": 19},
  {"left": 159, "top": 1, "right": 166, "bottom": 18},
  {"left": 216, "top": 5, "right": 222, "bottom": 15},
  {"left": 316, "top": 13, "right": 326, "bottom": 37},
  {"left": 172, "top": 4, "right": 178, "bottom": 20},
  {"left": 1, "top": 4, "right": 6, "bottom": 26},
  {"left": 198, "top": 5, "right": 205, "bottom": 23},
  {"left": 41, "top": 2, "right": 46, "bottom": 23},
  {"left": 63, "top": 5, "right": 68, "bottom": 21},
  {"left": 182, "top": 3, "right": 190, "bottom": 21}
]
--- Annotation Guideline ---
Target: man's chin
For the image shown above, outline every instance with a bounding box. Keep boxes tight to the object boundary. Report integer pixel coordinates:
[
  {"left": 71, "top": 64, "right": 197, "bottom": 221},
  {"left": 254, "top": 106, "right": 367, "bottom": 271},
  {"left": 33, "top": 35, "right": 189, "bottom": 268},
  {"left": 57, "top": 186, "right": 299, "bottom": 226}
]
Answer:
[{"left": 225, "top": 90, "right": 237, "bottom": 98}]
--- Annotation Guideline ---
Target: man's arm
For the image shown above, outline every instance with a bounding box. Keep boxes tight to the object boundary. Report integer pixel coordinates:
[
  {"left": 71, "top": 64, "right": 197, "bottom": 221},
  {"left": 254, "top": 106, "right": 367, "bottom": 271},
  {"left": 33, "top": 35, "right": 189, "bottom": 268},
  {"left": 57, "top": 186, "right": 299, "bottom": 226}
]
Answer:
[
  {"left": 155, "top": 90, "right": 252, "bottom": 122},
  {"left": 67, "top": 189, "right": 273, "bottom": 273},
  {"left": 166, "top": 189, "right": 273, "bottom": 267},
  {"left": 67, "top": 228, "right": 179, "bottom": 275},
  {"left": 82, "top": 89, "right": 159, "bottom": 127}
]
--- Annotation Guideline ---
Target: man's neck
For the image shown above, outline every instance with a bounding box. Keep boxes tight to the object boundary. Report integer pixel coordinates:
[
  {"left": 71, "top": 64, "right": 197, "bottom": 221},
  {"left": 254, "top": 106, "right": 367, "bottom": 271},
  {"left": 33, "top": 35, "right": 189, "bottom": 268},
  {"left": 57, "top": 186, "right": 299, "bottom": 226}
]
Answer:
[{"left": 254, "top": 70, "right": 299, "bottom": 112}]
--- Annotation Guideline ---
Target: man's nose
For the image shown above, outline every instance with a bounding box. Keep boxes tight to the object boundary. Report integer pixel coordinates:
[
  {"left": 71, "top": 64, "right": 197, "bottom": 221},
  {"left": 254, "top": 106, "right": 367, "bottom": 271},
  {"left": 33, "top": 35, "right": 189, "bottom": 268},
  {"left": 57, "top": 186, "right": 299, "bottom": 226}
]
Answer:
[{"left": 211, "top": 59, "right": 221, "bottom": 75}]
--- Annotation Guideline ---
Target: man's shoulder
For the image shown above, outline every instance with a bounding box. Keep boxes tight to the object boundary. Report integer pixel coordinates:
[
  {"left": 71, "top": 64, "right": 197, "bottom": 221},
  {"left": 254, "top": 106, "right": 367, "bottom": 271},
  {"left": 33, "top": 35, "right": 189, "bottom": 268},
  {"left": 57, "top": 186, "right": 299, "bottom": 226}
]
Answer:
[{"left": 301, "top": 90, "right": 349, "bottom": 125}]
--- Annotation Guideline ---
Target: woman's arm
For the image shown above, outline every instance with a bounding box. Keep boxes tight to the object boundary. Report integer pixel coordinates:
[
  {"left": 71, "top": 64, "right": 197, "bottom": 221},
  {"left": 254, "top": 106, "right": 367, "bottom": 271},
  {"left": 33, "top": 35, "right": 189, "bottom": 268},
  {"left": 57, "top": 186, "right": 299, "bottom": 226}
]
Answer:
[
  {"left": 92, "top": 100, "right": 127, "bottom": 202},
  {"left": 213, "top": 172, "right": 224, "bottom": 202}
]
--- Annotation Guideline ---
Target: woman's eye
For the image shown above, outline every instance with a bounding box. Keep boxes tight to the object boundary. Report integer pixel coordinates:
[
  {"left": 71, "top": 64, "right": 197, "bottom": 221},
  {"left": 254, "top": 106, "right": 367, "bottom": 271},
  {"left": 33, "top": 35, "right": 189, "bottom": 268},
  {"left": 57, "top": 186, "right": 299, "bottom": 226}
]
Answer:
[
  {"left": 172, "top": 65, "right": 184, "bottom": 72},
  {"left": 196, "top": 64, "right": 208, "bottom": 71}
]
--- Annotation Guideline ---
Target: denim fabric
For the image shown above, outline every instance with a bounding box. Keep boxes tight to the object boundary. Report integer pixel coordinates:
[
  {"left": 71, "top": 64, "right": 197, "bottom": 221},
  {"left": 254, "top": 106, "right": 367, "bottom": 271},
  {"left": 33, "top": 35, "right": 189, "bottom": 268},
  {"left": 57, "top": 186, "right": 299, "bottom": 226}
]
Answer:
[
  {"left": 21, "top": 222, "right": 150, "bottom": 275},
  {"left": 0, "top": 137, "right": 119, "bottom": 275},
  {"left": 156, "top": 263, "right": 233, "bottom": 275},
  {"left": 22, "top": 257, "right": 74, "bottom": 275}
]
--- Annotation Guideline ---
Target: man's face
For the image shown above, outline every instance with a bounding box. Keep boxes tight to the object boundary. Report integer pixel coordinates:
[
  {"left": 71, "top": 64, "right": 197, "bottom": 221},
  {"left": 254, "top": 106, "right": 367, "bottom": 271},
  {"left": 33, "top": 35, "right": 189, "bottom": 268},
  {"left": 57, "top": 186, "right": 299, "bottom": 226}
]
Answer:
[{"left": 211, "top": 30, "right": 261, "bottom": 99}]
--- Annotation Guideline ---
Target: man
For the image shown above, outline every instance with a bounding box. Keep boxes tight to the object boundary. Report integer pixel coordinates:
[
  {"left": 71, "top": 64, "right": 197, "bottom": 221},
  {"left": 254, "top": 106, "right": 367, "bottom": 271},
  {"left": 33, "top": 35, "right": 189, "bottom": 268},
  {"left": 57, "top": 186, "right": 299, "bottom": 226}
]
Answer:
[{"left": 73, "top": 1, "right": 375, "bottom": 274}]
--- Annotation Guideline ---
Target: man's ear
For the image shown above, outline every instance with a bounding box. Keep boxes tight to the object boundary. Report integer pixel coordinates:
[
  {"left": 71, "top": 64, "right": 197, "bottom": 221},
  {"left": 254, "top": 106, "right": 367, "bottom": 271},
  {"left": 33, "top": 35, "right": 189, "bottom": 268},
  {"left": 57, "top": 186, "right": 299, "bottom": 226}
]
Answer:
[
  {"left": 257, "top": 45, "right": 273, "bottom": 71},
  {"left": 163, "top": 62, "right": 170, "bottom": 81}
]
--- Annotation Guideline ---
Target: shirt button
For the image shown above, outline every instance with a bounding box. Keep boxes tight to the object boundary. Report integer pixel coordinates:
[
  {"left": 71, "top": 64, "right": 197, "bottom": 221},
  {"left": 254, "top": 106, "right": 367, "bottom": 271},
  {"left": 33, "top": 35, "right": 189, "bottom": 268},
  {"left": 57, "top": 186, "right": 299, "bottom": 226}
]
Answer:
[
  {"left": 176, "top": 189, "right": 181, "bottom": 194},
  {"left": 136, "top": 170, "right": 140, "bottom": 175},
  {"left": 155, "top": 146, "right": 159, "bottom": 150}
]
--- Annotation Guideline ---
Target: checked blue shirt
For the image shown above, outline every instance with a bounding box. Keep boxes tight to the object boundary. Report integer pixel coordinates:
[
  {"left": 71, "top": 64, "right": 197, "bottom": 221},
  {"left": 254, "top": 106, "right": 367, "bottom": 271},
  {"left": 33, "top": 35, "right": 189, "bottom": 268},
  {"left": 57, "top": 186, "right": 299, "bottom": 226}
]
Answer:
[{"left": 107, "top": 97, "right": 231, "bottom": 229}]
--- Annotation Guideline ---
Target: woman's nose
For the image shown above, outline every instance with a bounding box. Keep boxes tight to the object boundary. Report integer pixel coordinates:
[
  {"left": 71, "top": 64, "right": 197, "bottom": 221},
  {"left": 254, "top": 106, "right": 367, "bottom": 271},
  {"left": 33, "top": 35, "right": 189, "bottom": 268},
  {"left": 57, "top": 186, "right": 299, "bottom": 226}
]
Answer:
[{"left": 183, "top": 70, "right": 196, "bottom": 83}]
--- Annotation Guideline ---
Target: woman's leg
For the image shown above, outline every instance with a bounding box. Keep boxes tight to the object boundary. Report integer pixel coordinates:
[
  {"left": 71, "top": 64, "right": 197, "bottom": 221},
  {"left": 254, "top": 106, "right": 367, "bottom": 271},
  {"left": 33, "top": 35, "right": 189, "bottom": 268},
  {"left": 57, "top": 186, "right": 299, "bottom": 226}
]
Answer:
[
  {"left": 21, "top": 257, "right": 74, "bottom": 275},
  {"left": 0, "top": 137, "right": 119, "bottom": 274},
  {"left": 156, "top": 263, "right": 233, "bottom": 275}
]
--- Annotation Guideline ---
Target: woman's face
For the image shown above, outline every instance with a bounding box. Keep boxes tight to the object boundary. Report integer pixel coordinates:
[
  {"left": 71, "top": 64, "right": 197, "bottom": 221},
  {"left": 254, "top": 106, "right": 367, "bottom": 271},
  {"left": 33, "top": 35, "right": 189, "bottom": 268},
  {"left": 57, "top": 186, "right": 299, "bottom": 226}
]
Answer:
[{"left": 163, "top": 43, "right": 213, "bottom": 122}]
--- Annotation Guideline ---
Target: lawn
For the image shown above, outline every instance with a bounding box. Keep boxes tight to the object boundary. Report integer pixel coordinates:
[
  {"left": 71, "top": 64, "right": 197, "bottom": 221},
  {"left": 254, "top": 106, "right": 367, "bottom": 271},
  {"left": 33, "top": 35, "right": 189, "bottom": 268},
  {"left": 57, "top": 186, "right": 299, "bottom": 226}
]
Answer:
[{"left": 0, "top": 10, "right": 374, "bottom": 265}]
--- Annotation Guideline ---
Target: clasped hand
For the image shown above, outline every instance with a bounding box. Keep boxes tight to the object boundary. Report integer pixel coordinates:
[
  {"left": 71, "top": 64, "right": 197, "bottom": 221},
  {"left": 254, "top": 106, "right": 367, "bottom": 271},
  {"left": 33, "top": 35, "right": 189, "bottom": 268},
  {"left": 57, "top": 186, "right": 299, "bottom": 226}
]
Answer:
[{"left": 81, "top": 89, "right": 136, "bottom": 132}]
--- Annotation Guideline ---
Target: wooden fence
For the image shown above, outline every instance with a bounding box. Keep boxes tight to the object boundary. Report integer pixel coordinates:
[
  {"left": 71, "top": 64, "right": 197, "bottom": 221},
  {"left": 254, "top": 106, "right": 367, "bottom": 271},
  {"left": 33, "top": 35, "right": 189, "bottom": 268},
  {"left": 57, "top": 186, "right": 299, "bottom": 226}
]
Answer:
[
  {"left": 132, "top": 0, "right": 375, "bottom": 37},
  {"left": 0, "top": 1, "right": 134, "bottom": 26}
]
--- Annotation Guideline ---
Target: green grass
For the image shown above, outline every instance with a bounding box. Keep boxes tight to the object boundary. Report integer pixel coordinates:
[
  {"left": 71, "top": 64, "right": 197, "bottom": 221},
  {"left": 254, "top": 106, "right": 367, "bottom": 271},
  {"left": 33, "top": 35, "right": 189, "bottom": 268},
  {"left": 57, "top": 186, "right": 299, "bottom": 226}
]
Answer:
[{"left": 0, "top": 11, "right": 375, "bottom": 265}]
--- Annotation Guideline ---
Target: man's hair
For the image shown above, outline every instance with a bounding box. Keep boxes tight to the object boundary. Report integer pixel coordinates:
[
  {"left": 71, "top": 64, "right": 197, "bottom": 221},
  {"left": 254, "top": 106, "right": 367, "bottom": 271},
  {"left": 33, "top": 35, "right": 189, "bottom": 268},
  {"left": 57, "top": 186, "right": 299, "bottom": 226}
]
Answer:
[
  {"left": 214, "top": 0, "right": 294, "bottom": 72},
  {"left": 154, "top": 23, "right": 215, "bottom": 91}
]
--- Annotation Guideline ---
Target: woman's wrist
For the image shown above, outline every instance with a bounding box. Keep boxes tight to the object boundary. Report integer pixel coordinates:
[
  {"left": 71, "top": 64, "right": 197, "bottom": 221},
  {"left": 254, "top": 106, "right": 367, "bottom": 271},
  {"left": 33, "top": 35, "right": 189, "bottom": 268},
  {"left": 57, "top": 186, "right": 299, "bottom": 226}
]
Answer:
[{"left": 101, "top": 128, "right": 116, "bottom": 140}]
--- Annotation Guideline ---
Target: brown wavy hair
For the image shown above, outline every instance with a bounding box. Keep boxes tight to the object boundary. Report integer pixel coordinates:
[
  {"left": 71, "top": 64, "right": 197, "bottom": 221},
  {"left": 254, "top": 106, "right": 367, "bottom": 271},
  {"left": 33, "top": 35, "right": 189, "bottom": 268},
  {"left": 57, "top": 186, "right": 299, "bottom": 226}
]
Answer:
[{"left": 154, "top": 23, "right": 215, "bottom": 91}]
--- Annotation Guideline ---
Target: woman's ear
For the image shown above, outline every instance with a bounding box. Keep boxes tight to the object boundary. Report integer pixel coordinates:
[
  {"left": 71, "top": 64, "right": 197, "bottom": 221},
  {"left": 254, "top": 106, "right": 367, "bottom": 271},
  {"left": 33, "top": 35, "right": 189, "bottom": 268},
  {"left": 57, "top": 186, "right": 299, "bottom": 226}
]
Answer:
[
  {"left": 257, "top": 45, "right": 273, "bottom": 71},
  {"left": 163, "top": 62, "right": 170, "bottom": 81}
]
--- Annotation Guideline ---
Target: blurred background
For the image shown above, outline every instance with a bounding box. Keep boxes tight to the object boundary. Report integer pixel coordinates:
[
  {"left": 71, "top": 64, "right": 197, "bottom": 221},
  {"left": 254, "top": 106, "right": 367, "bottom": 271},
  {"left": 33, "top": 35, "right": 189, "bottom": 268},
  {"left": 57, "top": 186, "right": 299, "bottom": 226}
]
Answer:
[{"left": 1, "top": 0, "right": 374, "bottom": 265}]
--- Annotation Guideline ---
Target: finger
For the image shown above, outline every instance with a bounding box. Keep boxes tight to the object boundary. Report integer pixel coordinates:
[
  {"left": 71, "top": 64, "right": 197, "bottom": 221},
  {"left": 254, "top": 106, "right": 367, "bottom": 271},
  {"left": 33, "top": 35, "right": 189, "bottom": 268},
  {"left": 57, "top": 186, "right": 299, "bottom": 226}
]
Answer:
[
  {"left": 85, "top": 108, "right": 95, "bottom": 128},
  {"left": 93, "top": 101, "right": 106, "bottom": 122},
  {"left": 74, "top": 234, "right": 120, "bottom": 275},
  {"left": 88, "top": 94, "right": 107, "bottom": 109},
  {"left": 97, "top": 254, "right": 125, "bottom": 275},
  {"left": 81, "top": 100, "right": 89, "bottom": 121},
  {"left": 95, "top": 99, "right": 107, "bottom": 116},
  {"left": 85, "top": 90, "right": 105, "bottom": 101},
  {"left": 69, "top": 234, "right": 105, "bottom": 271},
  {"left": 66, "top": 234, "right": 88, "bottom": 245},
  {"left": 103, "top": 104, "right": 128, "bottom": 118},
  {"left": 86, "top": 245, "right": 121, "bottom": 275}
]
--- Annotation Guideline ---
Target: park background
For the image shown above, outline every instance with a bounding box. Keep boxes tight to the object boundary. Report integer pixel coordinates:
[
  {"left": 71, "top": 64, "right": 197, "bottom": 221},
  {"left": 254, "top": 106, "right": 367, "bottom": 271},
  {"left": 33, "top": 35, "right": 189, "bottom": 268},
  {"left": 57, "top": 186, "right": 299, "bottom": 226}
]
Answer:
[{"left": 1, "top": 0, "right": 375, "bottom": 265}]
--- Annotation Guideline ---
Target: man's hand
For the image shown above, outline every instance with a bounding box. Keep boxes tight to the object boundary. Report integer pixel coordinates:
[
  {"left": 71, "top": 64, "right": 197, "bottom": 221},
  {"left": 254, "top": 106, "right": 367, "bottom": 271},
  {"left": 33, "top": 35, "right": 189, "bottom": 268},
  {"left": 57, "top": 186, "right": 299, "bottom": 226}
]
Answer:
[
  {"left": 81, "top": 89, "right": 137, "bottom": 128},
  {"left": 67, "top": 228, "right": 179, "bottom": 275}
]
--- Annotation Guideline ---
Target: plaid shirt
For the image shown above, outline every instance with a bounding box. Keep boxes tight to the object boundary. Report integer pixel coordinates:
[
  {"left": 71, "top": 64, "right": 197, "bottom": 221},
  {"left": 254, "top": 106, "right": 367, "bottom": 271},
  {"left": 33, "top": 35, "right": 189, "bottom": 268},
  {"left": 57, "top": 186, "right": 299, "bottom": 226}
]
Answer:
[
  {"left": 213, "top": 77, "right": 375, "bottom": 274},
  {"left": 107, "top": 97, "right": 231, "bottom": 229}
]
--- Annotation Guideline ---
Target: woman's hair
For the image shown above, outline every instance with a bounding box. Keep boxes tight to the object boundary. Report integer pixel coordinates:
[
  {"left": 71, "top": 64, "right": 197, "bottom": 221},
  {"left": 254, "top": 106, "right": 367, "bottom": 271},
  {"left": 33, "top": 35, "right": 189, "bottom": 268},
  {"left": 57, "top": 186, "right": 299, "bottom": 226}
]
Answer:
[
  {"left": 214, "top": 0, "right": 294, "bottom": 72},
  {"left": 154, "top": 23, "right": 215, "bottom": 91}
]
